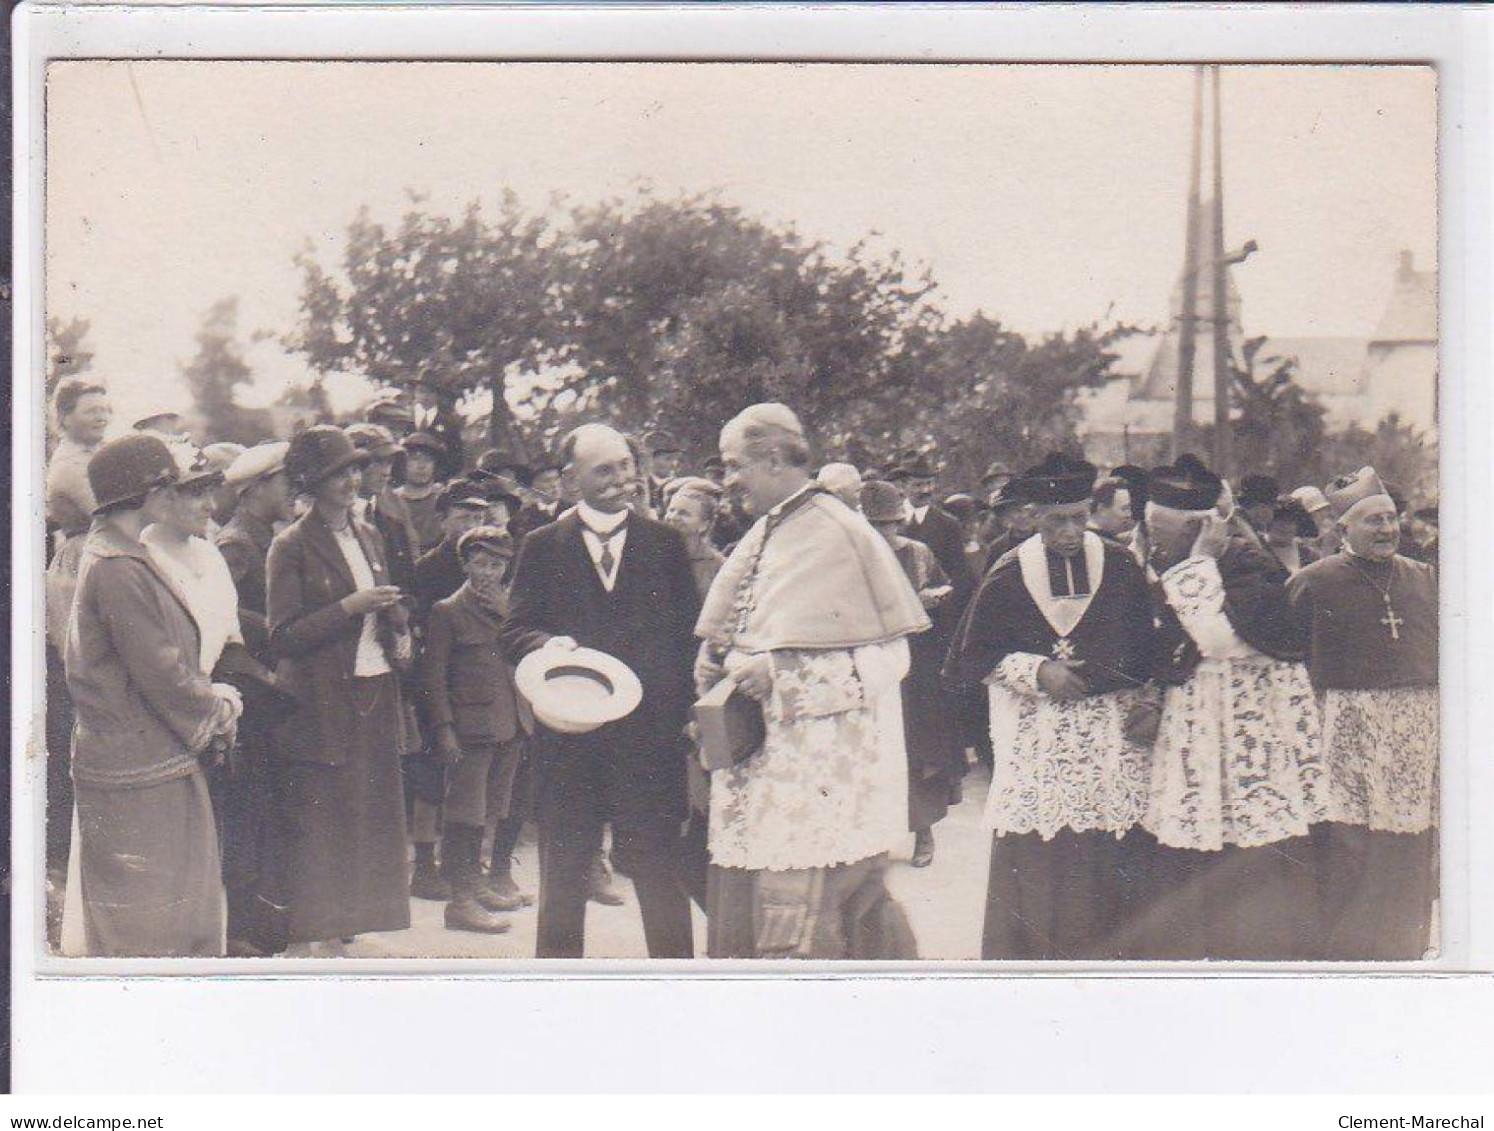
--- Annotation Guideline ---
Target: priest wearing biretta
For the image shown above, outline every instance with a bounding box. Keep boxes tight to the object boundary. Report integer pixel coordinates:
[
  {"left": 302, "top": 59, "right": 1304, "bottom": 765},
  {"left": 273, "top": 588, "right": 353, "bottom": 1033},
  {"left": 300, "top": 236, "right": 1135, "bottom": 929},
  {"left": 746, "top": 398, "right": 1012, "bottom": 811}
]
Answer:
[
  {"left": 943, "top": 452, "right": 1187, "bottom": 961},
  {"left": 1287, "top": 466, "right": 1438, "bottom": 960},
  {"left": 1135, "top": 454, "right": 1326, "bottom": 959}
]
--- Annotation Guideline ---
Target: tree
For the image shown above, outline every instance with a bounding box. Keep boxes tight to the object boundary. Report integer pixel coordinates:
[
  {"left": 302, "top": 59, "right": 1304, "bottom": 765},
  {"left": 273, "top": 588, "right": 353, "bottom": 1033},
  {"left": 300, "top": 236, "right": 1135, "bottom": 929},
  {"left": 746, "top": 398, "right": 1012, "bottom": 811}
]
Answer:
[
  {"left": 45, "top": 315, "right": 94, "bottom": 398},
  {"left": 286, "top": 191, "right": 562, "bottom": 462},
  {"left": 1212, "top": 335, "right": 1330, "bottom": 487},
  {"left": 1323, "top": 412, "right": 1437, "bottom": 503},
  {"left": 181, "top": 297, "right": 274, "bottom": 446},
  {"left": 541, "top": 189, "right": 938, "bottom": 458}
]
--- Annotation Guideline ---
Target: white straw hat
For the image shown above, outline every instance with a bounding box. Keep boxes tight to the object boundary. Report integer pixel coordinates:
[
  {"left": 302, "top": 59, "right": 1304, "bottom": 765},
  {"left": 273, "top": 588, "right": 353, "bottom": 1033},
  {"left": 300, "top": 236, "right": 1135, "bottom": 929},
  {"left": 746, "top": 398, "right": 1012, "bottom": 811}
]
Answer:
[{"left": 515, "top": 644, "right": 643, "bottom": 735}]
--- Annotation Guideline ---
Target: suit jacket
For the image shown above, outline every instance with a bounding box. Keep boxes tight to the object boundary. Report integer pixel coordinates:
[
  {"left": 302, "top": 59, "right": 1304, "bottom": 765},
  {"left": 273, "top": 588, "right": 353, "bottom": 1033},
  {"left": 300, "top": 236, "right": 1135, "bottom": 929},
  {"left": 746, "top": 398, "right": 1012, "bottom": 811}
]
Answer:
[
  {"left": 500, "top": 511, "right": 702, "bottom": 814},
  {"left": 423, "top": 583, "right": 532, "bottom": 745},
  {"left": 266, "top": 509, "right": 403, "bottom": 766},
  {"left": 65, "top": 522, "right": 228, "bottom": 790},
  {"left": 907, "top": 505, "right": 973, "bottom": 596},
  {"left": 216, "top": 508, "right": 278, "bottom": 662},
  {"left": 414, "top": 536, "right": 465, "bottom": 629}
]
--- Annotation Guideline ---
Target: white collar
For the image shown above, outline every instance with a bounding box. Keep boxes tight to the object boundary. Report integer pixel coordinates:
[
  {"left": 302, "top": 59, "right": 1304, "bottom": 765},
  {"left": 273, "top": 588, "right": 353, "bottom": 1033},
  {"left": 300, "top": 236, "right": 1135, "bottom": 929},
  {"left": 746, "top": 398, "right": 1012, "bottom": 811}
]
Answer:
[
  {"left": 1016, "top": 531, "right": 1106, "bottom": 638},
  {"left": 912, "top": 504, "right": 930, "bottom": 524},
  {"left": 576, "top": 500, "right": 630, "bottom": 535}
]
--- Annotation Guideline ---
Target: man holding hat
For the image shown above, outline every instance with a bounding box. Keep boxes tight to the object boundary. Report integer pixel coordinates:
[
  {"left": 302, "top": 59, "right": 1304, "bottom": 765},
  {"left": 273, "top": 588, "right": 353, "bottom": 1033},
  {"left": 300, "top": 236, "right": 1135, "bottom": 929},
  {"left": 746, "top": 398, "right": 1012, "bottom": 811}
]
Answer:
[
  {"left": 501, "top": 422, "right": 702, "bottom": 958},
  {"left": 1288, "top": 467, "right": 1439, "bottom": 959},
  {"left": 1136, "top": 455, "right": 1325, "bottom": 959},
  {"left": 944, "top": 452, "right": 1181, "bottom": 960},
  {"left": 396, "top": 431, "right": 449, "bottom": 554},
  {"left": 64, "top": 434, "right": 244, "bottom": 955},
  {"left": 424, "top": 526, "right": 535, "bottom": 932}
]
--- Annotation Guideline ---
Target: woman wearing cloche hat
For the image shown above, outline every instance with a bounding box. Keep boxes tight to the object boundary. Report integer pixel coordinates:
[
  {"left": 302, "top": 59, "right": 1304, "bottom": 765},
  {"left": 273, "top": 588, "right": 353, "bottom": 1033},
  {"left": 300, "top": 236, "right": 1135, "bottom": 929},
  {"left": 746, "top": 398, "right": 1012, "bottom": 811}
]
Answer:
[
  {"left": 265, "top": 426, "right": 415, "bottom": 948},
  {"left": 62, "top": 434, "right": 244, "bottom": 956}
]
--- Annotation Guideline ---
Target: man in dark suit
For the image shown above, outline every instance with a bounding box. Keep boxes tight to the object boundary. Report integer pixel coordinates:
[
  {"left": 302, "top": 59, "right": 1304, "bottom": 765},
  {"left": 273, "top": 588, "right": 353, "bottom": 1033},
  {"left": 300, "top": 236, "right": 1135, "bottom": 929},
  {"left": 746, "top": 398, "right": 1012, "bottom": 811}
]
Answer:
[
  {"left": 501, "top": 423, "right": 701, "bottom": 959},
  {"left": 888, "top": 453, "right": 973, "bottom": 596}
]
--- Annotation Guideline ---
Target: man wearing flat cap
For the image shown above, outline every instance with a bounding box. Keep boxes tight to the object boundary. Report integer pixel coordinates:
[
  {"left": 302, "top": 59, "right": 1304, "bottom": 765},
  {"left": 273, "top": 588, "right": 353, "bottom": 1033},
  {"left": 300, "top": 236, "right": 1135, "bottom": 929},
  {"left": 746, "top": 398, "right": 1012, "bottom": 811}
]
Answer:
[
  {"left": 696, "top": 404, "right": 928, "bottom": 959},
  {"left": 1287, "top": 467, "right": 1439, "bottom": 959},
  {"left": 944, "top": 452, "right": 1184, "bottom": 960},
  {"left": 1133, "top": 455, "right": 1324, "bottom": 959},
  {"left": 64, "top": 434, "right": 244, "bottom": 955}
]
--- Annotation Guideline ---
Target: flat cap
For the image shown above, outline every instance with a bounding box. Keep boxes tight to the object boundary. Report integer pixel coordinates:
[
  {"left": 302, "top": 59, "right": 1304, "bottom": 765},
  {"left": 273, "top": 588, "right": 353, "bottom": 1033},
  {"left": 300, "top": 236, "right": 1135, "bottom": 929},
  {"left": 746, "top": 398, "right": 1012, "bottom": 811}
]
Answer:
[{"left": 224, "top": 441, "right": 291, "bottom": 489}]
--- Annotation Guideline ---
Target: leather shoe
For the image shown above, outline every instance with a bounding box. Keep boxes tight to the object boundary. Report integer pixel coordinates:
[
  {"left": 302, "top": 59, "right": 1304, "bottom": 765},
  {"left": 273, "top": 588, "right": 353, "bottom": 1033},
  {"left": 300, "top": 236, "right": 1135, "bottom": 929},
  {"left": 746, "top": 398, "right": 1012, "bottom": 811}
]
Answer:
[
  {"left": 411, "top": 863, "right": 453, "bottom": 901},
  {"left": 474, "top": 884, "right": 525, "bottom": 913},
  {"left": 487, "top": 870, "right": 535, "bottom": 909},
  {"left": 911, "top": 829, "right": 935, "bottom": 868},
  {"left": 444, "top": 894, "right": 511, "bottom": 935}
]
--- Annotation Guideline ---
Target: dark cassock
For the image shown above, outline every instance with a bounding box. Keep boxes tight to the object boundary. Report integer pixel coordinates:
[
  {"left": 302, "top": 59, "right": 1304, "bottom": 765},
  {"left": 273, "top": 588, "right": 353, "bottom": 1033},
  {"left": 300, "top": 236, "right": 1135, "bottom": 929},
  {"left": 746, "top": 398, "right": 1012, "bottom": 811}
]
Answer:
[
  {"left": 944, "top": 453, "right": 1183, "bottom": 961},
  {"left": 1287, "top": 467, "right": 1438, "bottom": 960},
  {"left": 1130, "top": 456, "right": 1325, "bottom": 960}
]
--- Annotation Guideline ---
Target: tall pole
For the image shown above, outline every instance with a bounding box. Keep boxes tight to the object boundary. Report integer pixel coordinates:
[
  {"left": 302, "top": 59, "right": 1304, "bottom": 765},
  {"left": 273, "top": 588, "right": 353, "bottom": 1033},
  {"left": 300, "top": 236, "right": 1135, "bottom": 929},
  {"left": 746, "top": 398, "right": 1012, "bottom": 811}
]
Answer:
[
  {"left": 1172, "top": 66, "right": 1205, "bottom": 460},
  {"left": 1210, "top": 65, "right": 1232, "bottom": 477}
]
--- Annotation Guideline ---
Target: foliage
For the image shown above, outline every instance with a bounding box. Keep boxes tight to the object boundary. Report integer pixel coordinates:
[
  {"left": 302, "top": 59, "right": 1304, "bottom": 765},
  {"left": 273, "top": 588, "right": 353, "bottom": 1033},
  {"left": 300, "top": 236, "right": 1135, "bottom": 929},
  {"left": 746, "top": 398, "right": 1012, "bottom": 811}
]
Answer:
[
  {"left": 1323, "top": 412, "right": 1437, "bottom": 503},
  {"left": 181, "top": 297, "right": 274, "bottom": 446},
  {"left": 1219, "top": 335, "right": 1331, "bottom": 487},
  {"left": 286, "top": 191, "right": 561, "bottom": 457}
]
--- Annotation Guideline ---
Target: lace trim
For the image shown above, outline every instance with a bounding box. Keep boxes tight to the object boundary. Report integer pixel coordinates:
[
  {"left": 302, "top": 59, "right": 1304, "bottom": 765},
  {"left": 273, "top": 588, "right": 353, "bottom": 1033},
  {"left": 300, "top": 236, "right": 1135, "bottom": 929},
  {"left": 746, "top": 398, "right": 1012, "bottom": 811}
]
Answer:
[
  {"left": 982, "top": 685, "right": 1149, "bottom": 839},
  {"left": 709, "top": 640, "right": 910, "bottom": 871},
  {"left": 1145, "top": 656, "right": 1326, "bottom": 850},
  {"left": 1321, "top": 687, "right": 1438, "bottom": 834},
  {"left": 993, "top": 651, "right": 1047, "bottom": 696}
]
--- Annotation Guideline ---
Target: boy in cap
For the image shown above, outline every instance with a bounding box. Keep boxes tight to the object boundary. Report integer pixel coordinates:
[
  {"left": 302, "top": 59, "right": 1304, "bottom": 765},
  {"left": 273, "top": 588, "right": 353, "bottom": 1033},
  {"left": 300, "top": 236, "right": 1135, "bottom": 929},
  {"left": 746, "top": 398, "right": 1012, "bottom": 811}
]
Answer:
[
  {"left": 1287, "top": 467, "right": 1439, "bottom": 959},
  {"left": 424, "top": 526, "right": 535, "bottom": 931},
  {"left": 64, "top": 434, "right": 243, "bottom": 955},
  {"left": 944, "top": 452, "right": 1184, "bottom": 960}
]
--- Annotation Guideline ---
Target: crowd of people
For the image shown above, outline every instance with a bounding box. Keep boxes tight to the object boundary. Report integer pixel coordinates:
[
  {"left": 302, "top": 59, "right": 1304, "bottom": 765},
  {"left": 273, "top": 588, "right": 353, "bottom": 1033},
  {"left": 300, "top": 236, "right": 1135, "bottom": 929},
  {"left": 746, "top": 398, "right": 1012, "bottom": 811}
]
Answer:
[{"left": 42, "top": 376, "right": 1441, "bottom": 961}]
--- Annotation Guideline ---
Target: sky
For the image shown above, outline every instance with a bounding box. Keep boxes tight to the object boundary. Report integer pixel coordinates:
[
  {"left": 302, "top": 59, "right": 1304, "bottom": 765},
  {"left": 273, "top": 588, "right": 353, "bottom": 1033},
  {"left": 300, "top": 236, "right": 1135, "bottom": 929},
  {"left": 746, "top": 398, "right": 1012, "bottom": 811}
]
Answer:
[{"left": 44, "top": 61, "right": 1437, "bottom": 428}]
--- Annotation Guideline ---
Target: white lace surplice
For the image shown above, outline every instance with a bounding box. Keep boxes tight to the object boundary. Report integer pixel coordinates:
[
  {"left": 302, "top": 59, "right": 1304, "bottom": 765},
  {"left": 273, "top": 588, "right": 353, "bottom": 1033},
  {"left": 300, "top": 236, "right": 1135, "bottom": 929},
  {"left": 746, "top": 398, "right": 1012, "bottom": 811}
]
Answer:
[
  {"left": 983, "top": 670, "right": 1148, "bottom": 840},
  {"left": 1321, "top": 687, "right": 1438, "bottom": 834},
  {"left": 708, "top": 639, "right": 911, "bottom": 872},
  {"left": 1145, "top": 556, "right": 1326, "bottom": 851}
]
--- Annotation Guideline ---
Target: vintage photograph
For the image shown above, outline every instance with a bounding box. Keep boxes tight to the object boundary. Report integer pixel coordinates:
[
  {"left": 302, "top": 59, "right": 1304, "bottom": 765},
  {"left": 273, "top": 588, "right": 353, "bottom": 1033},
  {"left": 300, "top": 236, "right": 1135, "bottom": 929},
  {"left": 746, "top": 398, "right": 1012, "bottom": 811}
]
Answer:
[{"left": 37, "top": 61, "right": 1439, "bottom": 963}]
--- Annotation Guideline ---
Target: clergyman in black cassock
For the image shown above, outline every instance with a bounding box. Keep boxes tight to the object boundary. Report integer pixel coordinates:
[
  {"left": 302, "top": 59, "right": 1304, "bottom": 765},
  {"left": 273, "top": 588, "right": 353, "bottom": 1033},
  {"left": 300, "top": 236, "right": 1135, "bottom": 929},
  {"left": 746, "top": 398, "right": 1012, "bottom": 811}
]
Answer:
[
  {"left": 944, "top": 453, "right": 1186, "bottom": 961},
  {"left": 1287, "top": 466, "right": 1438, "bottom": 960}
]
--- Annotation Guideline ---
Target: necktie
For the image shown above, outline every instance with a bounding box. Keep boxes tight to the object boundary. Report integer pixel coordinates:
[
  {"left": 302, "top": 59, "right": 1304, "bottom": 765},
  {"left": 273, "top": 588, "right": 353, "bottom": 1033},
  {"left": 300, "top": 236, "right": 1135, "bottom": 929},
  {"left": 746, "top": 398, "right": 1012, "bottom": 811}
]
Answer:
[{"left": 598, "top": 532, "right": 618, "bottom": 578}]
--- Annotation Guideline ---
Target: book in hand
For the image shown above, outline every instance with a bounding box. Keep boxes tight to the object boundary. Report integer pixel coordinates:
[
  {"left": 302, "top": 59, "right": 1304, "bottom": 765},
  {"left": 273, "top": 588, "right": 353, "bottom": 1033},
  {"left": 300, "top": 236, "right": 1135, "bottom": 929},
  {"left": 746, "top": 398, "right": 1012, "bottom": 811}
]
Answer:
[{"left": 693, "top": 676, "right": 766, "bottom": 771}]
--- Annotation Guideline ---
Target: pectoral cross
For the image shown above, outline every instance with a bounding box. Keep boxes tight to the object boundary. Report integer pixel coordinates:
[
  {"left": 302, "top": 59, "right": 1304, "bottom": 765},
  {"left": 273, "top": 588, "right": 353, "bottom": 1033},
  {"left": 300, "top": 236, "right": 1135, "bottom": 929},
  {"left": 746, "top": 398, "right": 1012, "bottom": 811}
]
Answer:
[
  {"left": 1051, "top": 638, "right": 1076, "bottom": 661},
  {"left": 1380, "top": 598, "right": 1404, "bottom": 642}
]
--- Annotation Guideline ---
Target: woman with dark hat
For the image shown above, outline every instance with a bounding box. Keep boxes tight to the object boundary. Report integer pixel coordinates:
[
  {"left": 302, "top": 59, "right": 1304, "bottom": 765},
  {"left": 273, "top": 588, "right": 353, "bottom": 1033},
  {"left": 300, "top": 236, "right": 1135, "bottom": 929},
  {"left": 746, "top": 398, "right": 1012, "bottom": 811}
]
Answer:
[
  {"left": 266, "top": 426, "right": 414, "bottom": 948},
  {"left": 63, "top": 434, "right": 243, "bottom": 956}
]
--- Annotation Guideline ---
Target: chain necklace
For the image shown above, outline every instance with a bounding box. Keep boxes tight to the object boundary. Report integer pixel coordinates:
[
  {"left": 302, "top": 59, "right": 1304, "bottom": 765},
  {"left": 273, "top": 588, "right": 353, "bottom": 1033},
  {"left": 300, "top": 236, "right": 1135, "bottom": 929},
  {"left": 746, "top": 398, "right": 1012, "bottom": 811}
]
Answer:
[{"left": 1345, "top": 553, "right": 1404, "bottom": 641}]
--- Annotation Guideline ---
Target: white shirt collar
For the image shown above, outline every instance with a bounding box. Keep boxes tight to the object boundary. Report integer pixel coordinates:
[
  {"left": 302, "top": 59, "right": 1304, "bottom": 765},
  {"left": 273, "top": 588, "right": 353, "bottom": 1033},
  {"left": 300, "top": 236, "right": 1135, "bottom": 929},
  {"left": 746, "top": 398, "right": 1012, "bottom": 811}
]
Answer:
[
  {"left": 576, "top": 500, "right": 630, "bottom": 535},
  {"left": 912, "top": 504, "right": 930, "bottom": 524}
]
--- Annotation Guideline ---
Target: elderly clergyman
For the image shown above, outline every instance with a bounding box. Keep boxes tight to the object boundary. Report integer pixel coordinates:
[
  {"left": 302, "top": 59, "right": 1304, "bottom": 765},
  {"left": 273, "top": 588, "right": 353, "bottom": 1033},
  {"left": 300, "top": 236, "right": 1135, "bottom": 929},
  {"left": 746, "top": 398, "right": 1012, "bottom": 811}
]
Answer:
[
  {"left": 1287, "top": 466, "right": 1439, "bottom": 959},
  {"left": 944, "top": 452, "right": 1183, "bottom": 961},
  {"left": 695, "top": 403, "right": 929, "bottom": 959}
]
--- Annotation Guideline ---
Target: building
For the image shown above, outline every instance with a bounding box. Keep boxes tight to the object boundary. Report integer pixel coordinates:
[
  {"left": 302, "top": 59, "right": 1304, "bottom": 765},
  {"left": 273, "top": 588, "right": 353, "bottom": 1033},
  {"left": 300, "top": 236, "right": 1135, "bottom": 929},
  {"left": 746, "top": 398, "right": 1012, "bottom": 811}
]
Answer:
[{"left": 1079, "top": 249, "right": 1437, "bottom": 470}]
